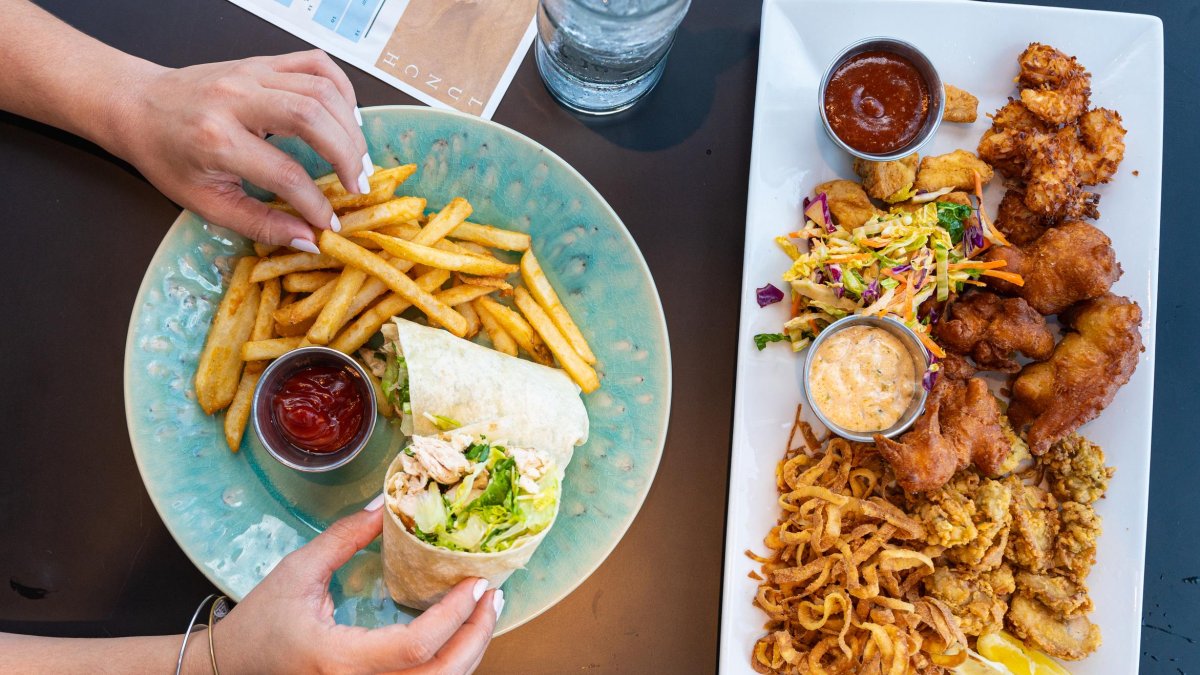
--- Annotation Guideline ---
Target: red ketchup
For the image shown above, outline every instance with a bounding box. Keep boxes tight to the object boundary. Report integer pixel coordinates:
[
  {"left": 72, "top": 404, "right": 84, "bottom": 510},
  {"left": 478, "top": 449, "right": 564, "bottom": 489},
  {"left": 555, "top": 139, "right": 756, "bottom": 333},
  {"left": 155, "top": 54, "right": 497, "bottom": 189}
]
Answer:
[{"left": 271, "top": 366, "right": 365, "bottom": 454}]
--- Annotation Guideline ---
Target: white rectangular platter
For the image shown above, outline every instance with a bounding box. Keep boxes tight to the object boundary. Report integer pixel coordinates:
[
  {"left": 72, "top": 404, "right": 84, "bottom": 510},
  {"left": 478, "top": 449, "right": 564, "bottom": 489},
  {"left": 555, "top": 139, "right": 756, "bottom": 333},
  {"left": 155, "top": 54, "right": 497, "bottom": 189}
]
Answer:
[{"left": 718, "top": 1, "right": 1163, "bottom": 672}]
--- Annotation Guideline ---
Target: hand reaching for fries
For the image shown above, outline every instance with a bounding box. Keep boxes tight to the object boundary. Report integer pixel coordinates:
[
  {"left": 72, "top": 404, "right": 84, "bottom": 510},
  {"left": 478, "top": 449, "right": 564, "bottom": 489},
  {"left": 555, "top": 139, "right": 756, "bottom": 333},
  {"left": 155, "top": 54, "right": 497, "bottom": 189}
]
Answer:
[{"left": 112, "top": 50, "right": 372, "bottom": 251}]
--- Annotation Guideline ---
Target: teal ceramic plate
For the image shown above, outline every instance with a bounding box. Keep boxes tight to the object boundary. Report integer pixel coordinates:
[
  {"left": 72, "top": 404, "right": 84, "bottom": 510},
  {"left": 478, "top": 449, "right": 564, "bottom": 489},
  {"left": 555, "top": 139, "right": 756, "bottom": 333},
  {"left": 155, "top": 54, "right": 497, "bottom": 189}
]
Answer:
[{"left": 124, "top": 106, "right": 671, "bottom": 633}]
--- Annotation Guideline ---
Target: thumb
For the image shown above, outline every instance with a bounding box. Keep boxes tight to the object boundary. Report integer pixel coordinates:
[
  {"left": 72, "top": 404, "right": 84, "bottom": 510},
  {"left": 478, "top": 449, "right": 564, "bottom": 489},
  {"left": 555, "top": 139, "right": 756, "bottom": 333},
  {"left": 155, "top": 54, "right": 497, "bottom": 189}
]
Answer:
[{"left": 289, "top": 506, "right": 384, "bottom": 581}]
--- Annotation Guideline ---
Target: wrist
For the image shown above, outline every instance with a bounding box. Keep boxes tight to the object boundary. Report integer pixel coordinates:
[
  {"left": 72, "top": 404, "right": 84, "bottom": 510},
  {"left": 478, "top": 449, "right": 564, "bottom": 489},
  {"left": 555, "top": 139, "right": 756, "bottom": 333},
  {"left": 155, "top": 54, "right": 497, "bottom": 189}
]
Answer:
[{"left": 87, "top": 55, "right": 168, "bottom": 161}]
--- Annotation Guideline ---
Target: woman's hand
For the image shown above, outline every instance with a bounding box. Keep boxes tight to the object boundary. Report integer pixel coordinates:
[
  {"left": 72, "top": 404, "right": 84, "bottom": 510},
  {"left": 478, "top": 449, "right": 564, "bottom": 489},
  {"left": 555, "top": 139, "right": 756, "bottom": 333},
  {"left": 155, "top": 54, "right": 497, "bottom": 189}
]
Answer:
[
  {"left": 113, "top": 50, "right": 371, "bottom": 251},
  {"left": 211, "top": 501, "right": 502, "bottom": 675}
]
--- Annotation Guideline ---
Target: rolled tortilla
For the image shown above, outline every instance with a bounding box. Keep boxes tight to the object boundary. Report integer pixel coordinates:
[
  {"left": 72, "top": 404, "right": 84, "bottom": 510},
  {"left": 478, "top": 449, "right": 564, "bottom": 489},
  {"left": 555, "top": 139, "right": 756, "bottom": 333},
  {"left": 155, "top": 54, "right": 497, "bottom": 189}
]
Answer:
[
  {"left": 381, "top": 445, "right": 557, "bottom": 610},
  {"left": 386, "top": 318, "right": 589, "bottom": 469}
]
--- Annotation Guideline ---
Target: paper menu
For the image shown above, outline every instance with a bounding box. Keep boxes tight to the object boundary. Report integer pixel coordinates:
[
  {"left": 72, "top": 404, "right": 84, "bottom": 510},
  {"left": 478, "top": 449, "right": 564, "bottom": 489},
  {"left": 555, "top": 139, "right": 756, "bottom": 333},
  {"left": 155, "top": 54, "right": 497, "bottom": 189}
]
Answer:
[{"left": 225, "top": 0, "right": 539, "bottom": 119}]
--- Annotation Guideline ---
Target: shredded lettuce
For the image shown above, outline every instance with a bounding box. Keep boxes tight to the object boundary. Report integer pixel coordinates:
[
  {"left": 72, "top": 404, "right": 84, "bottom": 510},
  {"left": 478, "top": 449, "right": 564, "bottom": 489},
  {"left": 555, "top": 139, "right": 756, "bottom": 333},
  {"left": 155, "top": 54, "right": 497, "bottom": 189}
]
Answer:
[
  {"left": 381, "top": 353, "right": 410, "bottom": 413},
  {"left": 423, "top": 412, "right": 461, "bottom": 431},
  {"left": 753, "top": 333, "right": 788, "bottom": 350},
  {"left": 936, "top": 201, "right": 972, "bottom": 244}
]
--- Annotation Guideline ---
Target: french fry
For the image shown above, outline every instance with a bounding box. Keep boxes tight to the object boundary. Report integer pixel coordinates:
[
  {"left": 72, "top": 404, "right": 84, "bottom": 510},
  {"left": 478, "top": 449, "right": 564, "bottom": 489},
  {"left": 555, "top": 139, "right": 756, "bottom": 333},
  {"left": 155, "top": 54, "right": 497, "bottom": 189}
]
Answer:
[
  {"left": 252, "top": 278, "right": 282, "bottom": 342},
  {"left": 455, "top": 273, "right": 513, "bottom": 292},
  {"left": 329, "top": 268, "right": 452, "bottom": 354},
  {"left": 275, "top": 316, "right": 315, "bottom": 337},
  {"left": 456, "top": 299, "right": 481, "bottom": 339},
  {"left": 282, "top": 271, "right": 339, "bottom": 293},
  {"left": 318, "top": 231, "right": 467, "bottom": 337},
  {"left": 474, "top": 295, "right": 553, "bottom": 365},
  {"left": 435, "top": 284, "right": 496, "bottom": 307},
  {"left": 253, "top": 243, "right": 280, "bottom": 257},
  {"left": 417, "top": 197, "right": 473, "bottom": 244},
  {"left": 473, "top": 298, "right": 518, "bottom": 356},
  {"left": 345, "top": 277, "right": 390, "bottom": 319},
  {"left": 241, "top": 337, "right": 303, "bottom": 361},
  {"left": 339, "top": 197, "right": 427, "bottom": 235},
  {"left": 520, "top": 250, "right": 596, "bottom": 364},
  {"left": 317, "top": 164, "right": 417, "bottom": 198},
  {"left": 307, "top": 267, "right": 368, "bottom": 344},
  {"left": 250, "top": 252, "right": 342, "bottom": 283},
  {"left": 351, "top": 231, "right": 519, "bottom": 276},
  {"left": 224, "top": 366, "right": 262, "bottom": 452},
  {"left": 452, "top": 222, "right": 530, "bottom": 251},
  {"left": 452, "top": 240, "right": 500, "bottom": 259},
  {"left": 514, "top": 287, "right": 600, "bottom": 393},
  {"left": 273, "top": 280, "right": 338, "bottom": 325},
  {"left": 195, "top": 257, "right": 261, "bottom": 414}
]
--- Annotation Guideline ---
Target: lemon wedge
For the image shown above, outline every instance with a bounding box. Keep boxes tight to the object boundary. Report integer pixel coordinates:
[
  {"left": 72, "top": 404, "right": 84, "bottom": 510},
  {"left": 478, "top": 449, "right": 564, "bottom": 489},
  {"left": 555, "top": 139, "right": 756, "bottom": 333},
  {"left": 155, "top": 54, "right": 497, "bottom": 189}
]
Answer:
[{"left": 976, "top": 632, "right": 1071, "bottom": 675}]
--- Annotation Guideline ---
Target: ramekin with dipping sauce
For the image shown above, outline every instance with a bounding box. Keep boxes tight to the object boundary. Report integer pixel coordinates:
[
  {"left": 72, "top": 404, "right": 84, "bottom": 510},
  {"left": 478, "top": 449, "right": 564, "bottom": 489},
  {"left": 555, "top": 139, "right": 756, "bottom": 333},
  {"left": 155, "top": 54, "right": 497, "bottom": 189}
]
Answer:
[
  {"left": 802, "top": 315, "right": 930, "bottom": 443},
  {"left": 818, "top": 37, "right": 945, "bottom": 161},
  {"left": 252, "top": 346, "right": 377, "bottom": 472}
]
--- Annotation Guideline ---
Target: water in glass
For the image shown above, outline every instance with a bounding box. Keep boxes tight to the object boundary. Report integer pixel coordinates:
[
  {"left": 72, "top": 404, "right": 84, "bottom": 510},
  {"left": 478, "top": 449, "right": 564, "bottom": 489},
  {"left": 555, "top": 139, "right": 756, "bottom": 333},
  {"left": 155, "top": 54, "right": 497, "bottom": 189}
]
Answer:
[{"left": 536, "top": 0, "right": 690, "bottom": 115}]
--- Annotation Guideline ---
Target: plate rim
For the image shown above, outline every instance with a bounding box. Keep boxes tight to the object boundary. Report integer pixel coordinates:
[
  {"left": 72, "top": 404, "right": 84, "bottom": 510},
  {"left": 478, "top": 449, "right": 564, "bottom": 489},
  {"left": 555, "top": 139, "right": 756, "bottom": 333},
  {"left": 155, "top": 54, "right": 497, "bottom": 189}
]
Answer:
[
  {"left": 123, "top": 104, "right": 674, "bottom": 635},
  {"left": 717, "top": 0, "right": 1164, "bottom": 670}
]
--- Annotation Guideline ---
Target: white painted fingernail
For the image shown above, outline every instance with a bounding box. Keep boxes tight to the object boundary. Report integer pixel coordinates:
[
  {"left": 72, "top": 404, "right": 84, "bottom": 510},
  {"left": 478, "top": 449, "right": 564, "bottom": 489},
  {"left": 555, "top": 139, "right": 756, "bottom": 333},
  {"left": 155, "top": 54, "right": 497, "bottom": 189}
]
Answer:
[
  {"left": 363, "top": 493, "right": 385, "bottom": 511},
  {"left": 472, "top": 579, "right": 487, "bottom": 602},
  {"left": 492, "top": 589, "right": 504, "bottom": 617},
  {"left": 362, "top": 152, "right": 375, "bottom": 176},
  {"left": 290, "top": 238, "right": 320, "bottom": 254},
  {"left": 330, "top": 213, "right": 341, "bottom": 232},
  {"left": 357, "top": 171, "right": 370, "bottom": 194},
  {"left": 354, "top": 106, "right": 363, "bottom": 126}
]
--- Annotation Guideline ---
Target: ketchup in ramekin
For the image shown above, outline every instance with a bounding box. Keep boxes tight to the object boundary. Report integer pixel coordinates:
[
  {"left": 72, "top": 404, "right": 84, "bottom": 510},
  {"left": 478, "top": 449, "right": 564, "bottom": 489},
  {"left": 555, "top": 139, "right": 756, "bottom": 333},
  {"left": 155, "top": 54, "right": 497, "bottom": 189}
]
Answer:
[{"left": 271, "top": 365, "right": 366, "bottom": 454}]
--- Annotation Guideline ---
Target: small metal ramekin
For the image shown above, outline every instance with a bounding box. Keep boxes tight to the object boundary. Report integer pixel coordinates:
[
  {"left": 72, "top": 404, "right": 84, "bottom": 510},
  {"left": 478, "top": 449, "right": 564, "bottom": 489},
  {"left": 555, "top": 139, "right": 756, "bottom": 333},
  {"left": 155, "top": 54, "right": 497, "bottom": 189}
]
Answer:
[
  {"left": 252, "top": 346, "right": 377, "bottom": 472},
  {"left": 817, "top": 37, "right": 945, "bottom": 162},
  {"left": 802, "top": 314, "right": 931, "bottom": 443}
]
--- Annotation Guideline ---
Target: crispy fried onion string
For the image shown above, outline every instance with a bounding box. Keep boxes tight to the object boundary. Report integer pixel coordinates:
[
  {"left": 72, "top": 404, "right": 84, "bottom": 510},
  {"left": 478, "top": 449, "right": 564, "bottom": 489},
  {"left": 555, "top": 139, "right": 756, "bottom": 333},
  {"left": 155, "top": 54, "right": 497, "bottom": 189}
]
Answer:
[{"left": 749, "top": 407, "right": 965, "bottom": 674}]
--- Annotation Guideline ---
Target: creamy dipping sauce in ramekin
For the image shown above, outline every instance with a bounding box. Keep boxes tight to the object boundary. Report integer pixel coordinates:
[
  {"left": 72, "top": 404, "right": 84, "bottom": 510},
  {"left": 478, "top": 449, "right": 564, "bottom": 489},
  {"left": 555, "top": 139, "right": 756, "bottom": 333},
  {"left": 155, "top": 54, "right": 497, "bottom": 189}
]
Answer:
[{"left": 808, "top": 325, "right": 918, "bottom": 433}]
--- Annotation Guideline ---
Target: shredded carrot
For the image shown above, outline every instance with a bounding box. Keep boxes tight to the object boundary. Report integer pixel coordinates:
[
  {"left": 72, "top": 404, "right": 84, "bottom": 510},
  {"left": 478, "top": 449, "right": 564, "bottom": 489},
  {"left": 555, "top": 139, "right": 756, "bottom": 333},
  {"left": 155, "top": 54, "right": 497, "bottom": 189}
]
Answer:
[
  {"left": 981, "top": 270, "right": 1025, "bottom": 286},
  {"left": 972, "top": 239, "right": 993, "bottom": 255},
  {"left": 858, "top": 238, "right": 889, "bottom": 247},
  {"left": 826, "top": 253, "right": 874, "bottom": 263},
  {"left": 948, "top": 259, "right": 1007, "bottom": 271},
  {"left": 790, "top": 292, "right": 803, "bottom": 317},
  {"left": 881, "top": 269, "right": 906, "bottom": 281},
  {"left": 916, "top": 329, "right": 947, "bottom": 358},
  {"left": 903, "top": 282, "right": 915, "bottom": 322}
]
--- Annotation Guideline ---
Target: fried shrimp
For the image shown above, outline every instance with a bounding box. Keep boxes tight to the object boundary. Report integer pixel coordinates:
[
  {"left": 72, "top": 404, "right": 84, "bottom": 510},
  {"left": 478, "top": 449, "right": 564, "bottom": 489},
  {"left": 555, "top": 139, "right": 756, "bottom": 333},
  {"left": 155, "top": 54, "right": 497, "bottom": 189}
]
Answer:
[{"left": 1017, "top": 43, "right": 1092, "bottom": 125}]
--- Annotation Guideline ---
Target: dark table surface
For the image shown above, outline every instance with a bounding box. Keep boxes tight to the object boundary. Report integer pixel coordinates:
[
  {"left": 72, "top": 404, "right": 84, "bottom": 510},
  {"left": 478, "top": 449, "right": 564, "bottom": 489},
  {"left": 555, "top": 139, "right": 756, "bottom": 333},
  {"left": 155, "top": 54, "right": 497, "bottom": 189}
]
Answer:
[{"left": 0, "top": 0, "right": 1196, "bottom": 672}]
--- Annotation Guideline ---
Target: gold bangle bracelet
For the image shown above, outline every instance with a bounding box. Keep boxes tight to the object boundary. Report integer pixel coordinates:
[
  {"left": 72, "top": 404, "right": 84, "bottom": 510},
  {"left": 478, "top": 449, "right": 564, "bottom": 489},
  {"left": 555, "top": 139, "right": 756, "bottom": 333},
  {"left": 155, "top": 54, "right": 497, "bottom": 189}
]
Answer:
[{"left": 206, "top": 595, "right": 232, "bottom": 675}]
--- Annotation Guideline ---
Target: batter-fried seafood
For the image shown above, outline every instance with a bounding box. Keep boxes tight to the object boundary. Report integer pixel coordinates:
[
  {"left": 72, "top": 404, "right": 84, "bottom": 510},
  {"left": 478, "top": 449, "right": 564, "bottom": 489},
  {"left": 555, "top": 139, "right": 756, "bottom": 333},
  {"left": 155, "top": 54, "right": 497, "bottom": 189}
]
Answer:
[
  {"left": 993, "top": 188, "right": 1050, "bottom": 247},
  {"left": 924, "top": 564, "right": 1014, "bottom": 637},
  {"left": 1007, "top": 592, "right": 1102, "bottom": 660},
  {"left": 938, "top": 353, "right": 977, "bottom": 381},
  {"left": 1014, "top": 570, "right": 1093, "bottom": 617},
  {"left": 982, "top": 220, "right": 1121, "bottom": 315},
  {"left": 1056, "top": 500, "right": 1102, "bottom": 582},
  {"left": 1017, "top": 43, "right": 1092, "bottom": 125},
  {"left": 814, "top": 179, "right": 882, "bottom": 229},
  {"left": 910, "top": 472, "right": 1013, "bottom": 568},
  {"left": 914, "top": 149, "right": 995, "bottom": 192},
  {"left": 1043, "top": 434, "right": 1114, "bottom": 505},
  {"left": 1008, "top": 293, "right": 1144, "bottom": 455},
  {"left": 934, "top": 290, "right": 1054, "bottom": 373},
  {"left": 1073, "top": 108, "right": 1127, "bottom": 186},
  {"left": 943, "top": 84, "right": 979, "bottom": 123},
  {"left": 1006, "top": 480, "right": 1060, "bottom": 573},
  {"left": 977, "top": 99, "right": 1051, "bottom": 178},
  {"left": 853, "top": 153, "right": 919, "bottom": 201},
  {"left": 1022, "top": 128, "right": 1100, "bottom": 220},
  {"left": 750, "top": 410, "right": 968, "bottom": 674},
  {"left": 875, "top": 378, "right": 1023, "bottom": 492}
]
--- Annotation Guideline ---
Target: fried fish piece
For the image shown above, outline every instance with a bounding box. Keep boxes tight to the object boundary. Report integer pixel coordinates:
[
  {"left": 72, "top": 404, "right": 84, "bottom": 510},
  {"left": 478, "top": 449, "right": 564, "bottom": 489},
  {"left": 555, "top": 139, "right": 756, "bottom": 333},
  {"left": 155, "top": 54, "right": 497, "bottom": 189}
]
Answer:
[
  {"left": 1018, "top": 43, "right": 1092, "bottom": 125},
  {"left": 1007, "top": 592, "right": 1101, "bottom": 660},
  {"left": 994, "top": 188, "right": 1050, "bottom": 247},
  {"left": 982, "top": 220, "right": 1121, "bottom": 315},
  {"left": 853, "top": 154, "right": 919, "bottom": 201},
  {"left": 1006, "top": 480, "right": 1060, "bottom": 573},
  {"left": 914, "top": 149, "right": 995, "bottom": 192},
  {"left": 1042, "top": 434, "right": 1114, "bottom": 505},
  {"left": 875, "top": 377, "right": 1019, "bottom": 492},
  {"left": 934, "top": 290, "right": 1055, "bottom": 373},
  {"left": 1008, "top": 294, "right": 1144, "bottom": 455},
  {"left": 814, "top": 179, "right": 882, "bottom": 229},
  {"left": 943, "top": 84, "right": 979, "bottom": 123}
]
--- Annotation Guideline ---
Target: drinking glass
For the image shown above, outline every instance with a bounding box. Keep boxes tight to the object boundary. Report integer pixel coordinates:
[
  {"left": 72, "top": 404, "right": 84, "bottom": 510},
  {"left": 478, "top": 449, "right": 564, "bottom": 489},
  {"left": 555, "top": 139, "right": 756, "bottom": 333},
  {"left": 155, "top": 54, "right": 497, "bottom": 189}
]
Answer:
[{"left": 535, "top": 0, "right": 691, "bottom": 115}]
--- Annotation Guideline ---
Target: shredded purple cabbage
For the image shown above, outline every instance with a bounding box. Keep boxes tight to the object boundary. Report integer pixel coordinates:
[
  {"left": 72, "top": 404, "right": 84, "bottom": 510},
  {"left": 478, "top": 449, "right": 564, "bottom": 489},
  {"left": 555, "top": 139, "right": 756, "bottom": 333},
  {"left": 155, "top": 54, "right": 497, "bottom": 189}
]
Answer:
[
  {"left": 756, "top": 283, "right": 784, "bottom": 307},
  {"left": 890, "top": 263, "right": 912, "bottom": 274},
  {"left": 817, "top": 193, "right": 835, "bottom": 232},
  {"left": 862, "top": 279, "right": 881, "bottom": 305},
  {"left": 826, "top": 264, "right": 842, "bottom": 282},
  {"left": 912, "top": 268, "right": 928, "bottom": 289},
  {"left": 922, "top": 367, "right": 939, "bottom": 392}
]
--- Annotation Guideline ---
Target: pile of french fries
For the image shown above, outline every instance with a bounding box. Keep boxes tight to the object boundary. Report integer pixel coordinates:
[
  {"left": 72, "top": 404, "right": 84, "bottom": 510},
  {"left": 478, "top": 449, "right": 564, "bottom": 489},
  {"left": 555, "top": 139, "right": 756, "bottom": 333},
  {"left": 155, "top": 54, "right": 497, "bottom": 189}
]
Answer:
[{"left": 193, "top": 164, "right": 600, "bottom": 453}]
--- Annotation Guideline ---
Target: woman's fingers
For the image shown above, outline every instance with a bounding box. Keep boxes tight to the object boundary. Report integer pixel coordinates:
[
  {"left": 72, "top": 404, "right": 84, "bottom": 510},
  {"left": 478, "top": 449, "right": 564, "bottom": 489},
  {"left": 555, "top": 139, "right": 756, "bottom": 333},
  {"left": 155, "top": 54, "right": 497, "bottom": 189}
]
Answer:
[
  {"left": 260, "top": 71, "right": 368, "bottom": 171},
  {"left": 240, "top": 88, "right": 366, "bottom": 197},
  {"left": 410, "top": 589, "right": 502, "bottom": 675},
  {"left": 287, "top": 508, "right": 384, "bottom": 581},
  {"left": 221, "top": 132, "right": 340, "bottom": 232},
  {"left": 195, "top": 181, "right": 317, "bottom": 248},
  {"left": 269, "top": 50, "right": 359, "bottom": 118},
  {"left": 356, "top": 577, "right": 489, "bottom": 669}
]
